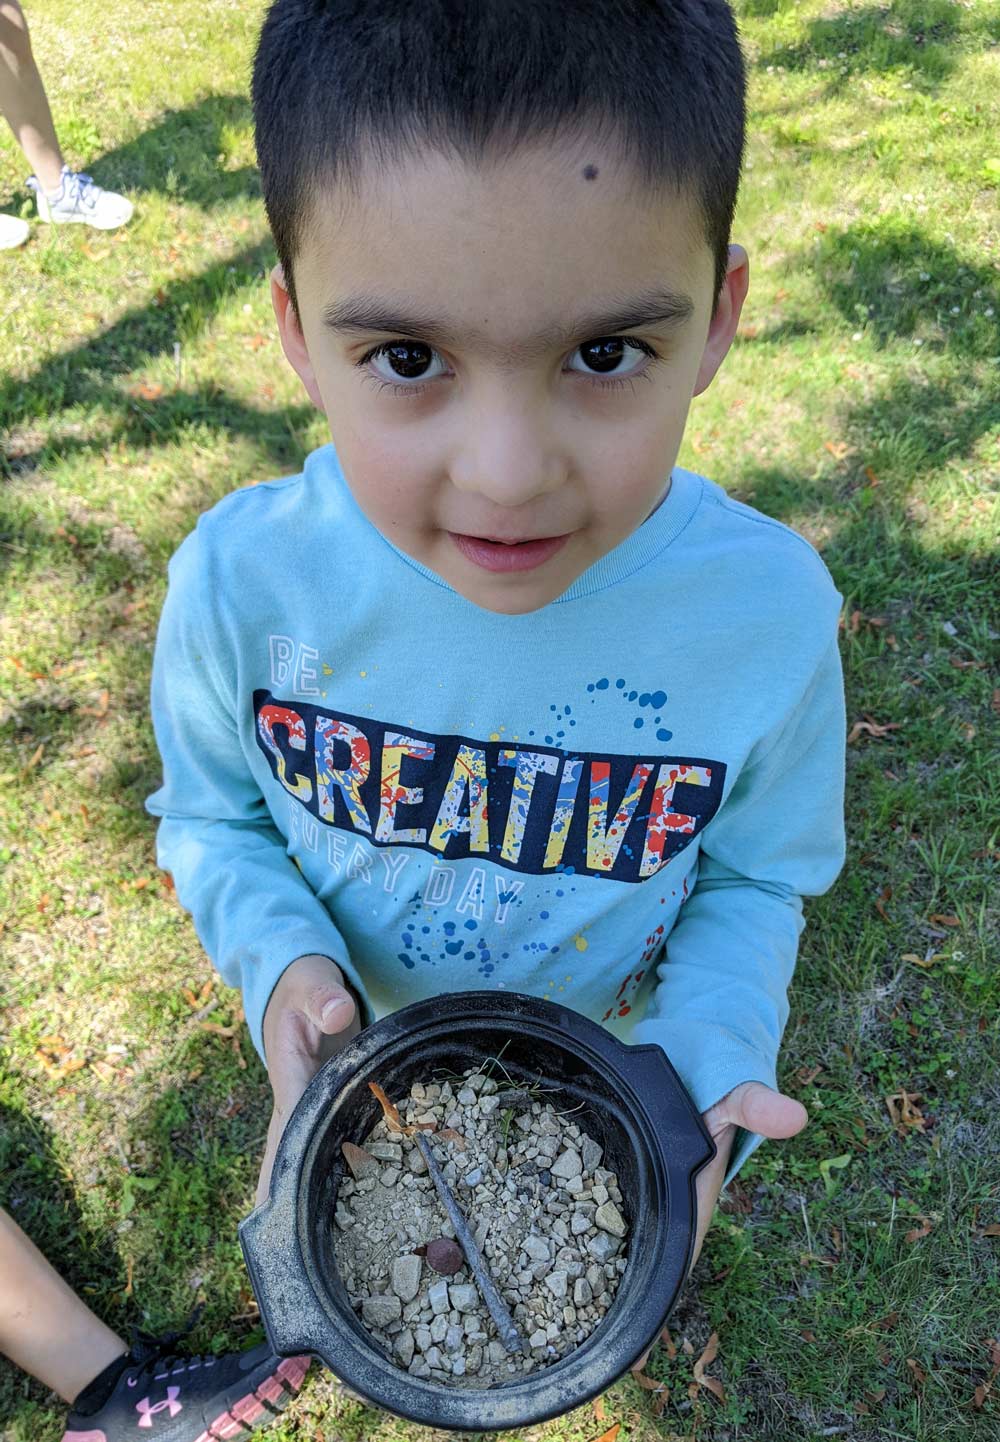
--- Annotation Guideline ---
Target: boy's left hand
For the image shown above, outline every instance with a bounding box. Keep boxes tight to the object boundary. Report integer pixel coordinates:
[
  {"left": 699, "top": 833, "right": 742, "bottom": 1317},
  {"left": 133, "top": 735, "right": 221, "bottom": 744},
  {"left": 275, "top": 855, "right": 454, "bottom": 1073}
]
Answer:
[
  {"left": 631, "top": 1080, "right": 807, "bottom": 1373},
  {"left": 691, "top": 1080, "right": 807, "bottom": 1266}
]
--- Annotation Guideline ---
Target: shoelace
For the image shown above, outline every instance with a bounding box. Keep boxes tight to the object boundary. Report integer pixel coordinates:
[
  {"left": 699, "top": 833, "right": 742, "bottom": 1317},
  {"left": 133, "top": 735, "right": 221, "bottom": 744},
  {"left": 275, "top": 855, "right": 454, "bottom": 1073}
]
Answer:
[
  {"left": 59, "top": 170, "right": 98, "bottom": 212},
  {"left": 123, "top": 1304, "right": 217, "bottom": 1387}
]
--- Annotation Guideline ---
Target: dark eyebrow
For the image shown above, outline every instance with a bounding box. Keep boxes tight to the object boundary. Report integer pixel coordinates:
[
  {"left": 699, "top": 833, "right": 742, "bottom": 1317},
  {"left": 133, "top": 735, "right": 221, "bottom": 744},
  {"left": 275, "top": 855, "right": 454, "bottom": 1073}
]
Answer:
[{"left": 321, "top": 287, "right": 695, "bottom": 362}]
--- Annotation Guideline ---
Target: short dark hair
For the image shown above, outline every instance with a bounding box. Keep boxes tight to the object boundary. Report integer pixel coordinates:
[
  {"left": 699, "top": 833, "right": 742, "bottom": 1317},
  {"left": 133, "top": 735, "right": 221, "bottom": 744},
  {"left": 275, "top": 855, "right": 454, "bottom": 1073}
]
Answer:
[{"left": 252, "top": 0, "right": 746, "bottom": 319}]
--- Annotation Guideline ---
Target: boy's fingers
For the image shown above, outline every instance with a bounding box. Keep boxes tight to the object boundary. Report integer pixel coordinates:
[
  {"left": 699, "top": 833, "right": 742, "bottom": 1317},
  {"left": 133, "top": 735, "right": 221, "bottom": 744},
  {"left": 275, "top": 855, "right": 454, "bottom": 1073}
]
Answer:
[
  {"left": 713, "top": 1080, "right": 808, "bottom": 1139},
  {"left": 255, "top": 1109, "right": 285, "bottom": 1206},
  {"left": 301, "top": 983, "right": 356, "bottom": 1034},
  {"left": 277, "top": 954, "right": 357, "bottom": 1032}
]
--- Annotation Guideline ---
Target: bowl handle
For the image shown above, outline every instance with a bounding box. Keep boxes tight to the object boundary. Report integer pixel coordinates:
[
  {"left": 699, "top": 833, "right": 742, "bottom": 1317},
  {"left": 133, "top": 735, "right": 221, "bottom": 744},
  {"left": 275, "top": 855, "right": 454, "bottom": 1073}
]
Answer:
[
  {"left": 239, "top": 1199, "right": 313, "bottom": 1357},
  {"left": 623, "top": 1043, "right": 717, "bottom": 1173}
]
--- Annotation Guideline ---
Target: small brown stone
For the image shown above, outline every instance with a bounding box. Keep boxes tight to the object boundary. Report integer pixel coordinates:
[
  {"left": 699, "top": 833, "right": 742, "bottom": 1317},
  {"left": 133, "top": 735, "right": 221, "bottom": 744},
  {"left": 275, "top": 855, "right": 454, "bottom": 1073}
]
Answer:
[{"left": 425, "top": 1237, "right": 465, "bottom": 1275}]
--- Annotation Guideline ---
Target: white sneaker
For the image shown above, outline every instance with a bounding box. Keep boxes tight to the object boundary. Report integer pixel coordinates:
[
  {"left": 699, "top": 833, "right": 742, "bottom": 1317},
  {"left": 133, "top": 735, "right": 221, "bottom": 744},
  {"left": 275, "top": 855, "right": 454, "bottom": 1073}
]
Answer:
[
  {"left": 0, "top": 212, "right": 30, "bottom": 249},
  {"left": 26, "top": 166, "right": 133, "bottom": 230}
]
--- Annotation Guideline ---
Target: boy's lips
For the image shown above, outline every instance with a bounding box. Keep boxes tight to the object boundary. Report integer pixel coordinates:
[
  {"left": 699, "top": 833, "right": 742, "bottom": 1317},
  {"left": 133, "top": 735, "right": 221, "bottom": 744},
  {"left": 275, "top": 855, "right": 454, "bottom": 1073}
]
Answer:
[{"left": 448, "top": 532, "right": 572, "bottom": 573}]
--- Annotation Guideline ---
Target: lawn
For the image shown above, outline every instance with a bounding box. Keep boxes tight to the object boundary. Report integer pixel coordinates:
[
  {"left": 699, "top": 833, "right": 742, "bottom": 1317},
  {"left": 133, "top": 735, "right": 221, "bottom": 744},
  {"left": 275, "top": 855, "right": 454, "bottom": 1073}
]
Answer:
[{"left": 1, "top": 1, "right": 998, "bottom": 1439}]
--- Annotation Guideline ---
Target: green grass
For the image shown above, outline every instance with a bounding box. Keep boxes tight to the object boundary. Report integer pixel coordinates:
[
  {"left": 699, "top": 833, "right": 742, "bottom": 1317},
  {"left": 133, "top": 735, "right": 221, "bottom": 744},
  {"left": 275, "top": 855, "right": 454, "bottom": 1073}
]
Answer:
[{"left": 1, "top": 1, "right": 998, "bottom": 1438}]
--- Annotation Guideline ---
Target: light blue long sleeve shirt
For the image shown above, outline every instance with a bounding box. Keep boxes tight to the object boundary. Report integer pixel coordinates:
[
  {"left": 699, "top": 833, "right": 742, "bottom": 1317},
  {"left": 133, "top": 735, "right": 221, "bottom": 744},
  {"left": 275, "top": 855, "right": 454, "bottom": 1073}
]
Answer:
[{"left": 146, "top": 443, "right": 845, "bottom": 1183}]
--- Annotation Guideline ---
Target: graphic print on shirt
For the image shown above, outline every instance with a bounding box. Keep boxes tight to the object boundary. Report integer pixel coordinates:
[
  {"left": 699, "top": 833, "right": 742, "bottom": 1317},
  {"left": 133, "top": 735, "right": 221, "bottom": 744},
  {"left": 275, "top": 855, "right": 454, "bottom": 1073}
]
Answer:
[{"left": 254, "top": 692, "right": 726, "bottom": 885}]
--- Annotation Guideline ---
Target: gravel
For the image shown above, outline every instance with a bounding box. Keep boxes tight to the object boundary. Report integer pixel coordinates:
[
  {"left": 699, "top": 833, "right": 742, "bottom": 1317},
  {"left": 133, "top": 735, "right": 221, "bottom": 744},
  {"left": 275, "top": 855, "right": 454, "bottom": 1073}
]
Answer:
[{"left": 332, "top": 1064, "right": 629, "bottom": 1387}]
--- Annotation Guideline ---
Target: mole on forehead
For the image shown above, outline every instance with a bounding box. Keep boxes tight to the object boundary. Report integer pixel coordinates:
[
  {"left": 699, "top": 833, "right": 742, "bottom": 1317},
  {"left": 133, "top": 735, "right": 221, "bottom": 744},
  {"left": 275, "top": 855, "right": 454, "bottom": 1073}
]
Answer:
[{"left": 582, "top": 164, "right": 599, "bottom": 180}]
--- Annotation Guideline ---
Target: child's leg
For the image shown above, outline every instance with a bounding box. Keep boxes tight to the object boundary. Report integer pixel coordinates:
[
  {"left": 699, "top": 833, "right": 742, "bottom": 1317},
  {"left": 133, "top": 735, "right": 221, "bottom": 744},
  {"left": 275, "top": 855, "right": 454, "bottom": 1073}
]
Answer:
[
  {"left": 0, "top": 1207, "right": 126, "bottom": 1403},
  {"left": 0, "top": 1, "right": 65, "bottom": 191}
]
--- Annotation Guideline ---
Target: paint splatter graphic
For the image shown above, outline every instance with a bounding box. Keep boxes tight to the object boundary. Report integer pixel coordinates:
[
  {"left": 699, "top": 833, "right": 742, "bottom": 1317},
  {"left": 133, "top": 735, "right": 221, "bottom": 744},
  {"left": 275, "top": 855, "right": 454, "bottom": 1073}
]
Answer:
[{"left": 586, "top": 677, "right": 673, "bottom": 741}]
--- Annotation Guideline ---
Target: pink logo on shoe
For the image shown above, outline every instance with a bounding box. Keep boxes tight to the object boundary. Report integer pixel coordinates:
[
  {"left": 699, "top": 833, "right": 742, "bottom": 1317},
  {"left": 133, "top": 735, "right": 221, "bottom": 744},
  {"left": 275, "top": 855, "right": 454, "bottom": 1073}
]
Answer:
[{"left": 136, "top": 1387, "right": 182, "bottom": 1427}]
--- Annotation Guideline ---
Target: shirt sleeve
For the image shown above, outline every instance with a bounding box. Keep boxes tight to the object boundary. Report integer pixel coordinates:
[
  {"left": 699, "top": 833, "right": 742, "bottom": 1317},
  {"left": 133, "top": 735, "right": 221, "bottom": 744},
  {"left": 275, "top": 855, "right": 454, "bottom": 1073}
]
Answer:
[
  {"left": 630, "top": 631, "right": 846, "bottom": 1186},
  {"left": 145, "top": 526, "right": 374, "bottom": 1060}
]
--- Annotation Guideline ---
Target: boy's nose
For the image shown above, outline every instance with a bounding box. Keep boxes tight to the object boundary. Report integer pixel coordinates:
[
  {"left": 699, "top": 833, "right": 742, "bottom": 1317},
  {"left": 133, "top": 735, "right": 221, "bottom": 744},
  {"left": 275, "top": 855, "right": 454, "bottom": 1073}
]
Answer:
[{"left": 449, "top": 395, "right": 566, "bottom": 508}]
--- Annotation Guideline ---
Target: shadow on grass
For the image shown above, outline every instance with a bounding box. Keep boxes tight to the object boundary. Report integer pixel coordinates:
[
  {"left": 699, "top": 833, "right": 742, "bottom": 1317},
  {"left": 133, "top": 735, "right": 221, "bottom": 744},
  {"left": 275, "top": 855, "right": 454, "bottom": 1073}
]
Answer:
[
  {"left": 3, "top": 94, "right": 260, "bottom": 215},
  {"left": 0, "top": 233, "right": 315, "bottom": 602},
  {"left": 91, "top": 94, "right": 261, "bottom": 210},
  {"left": 755, "top": 0, "right": 990, "bottom": 89},
  {"left": 734, "top": 217, "right": 1000, "bottom": 529}
]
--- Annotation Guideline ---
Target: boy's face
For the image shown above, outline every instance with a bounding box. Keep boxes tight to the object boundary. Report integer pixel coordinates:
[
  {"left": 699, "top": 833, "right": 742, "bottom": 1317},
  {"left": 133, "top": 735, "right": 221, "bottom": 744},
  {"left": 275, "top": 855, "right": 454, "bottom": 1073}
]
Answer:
[{"left": 273, "top": 135, "right": 748, "bottom": 614}]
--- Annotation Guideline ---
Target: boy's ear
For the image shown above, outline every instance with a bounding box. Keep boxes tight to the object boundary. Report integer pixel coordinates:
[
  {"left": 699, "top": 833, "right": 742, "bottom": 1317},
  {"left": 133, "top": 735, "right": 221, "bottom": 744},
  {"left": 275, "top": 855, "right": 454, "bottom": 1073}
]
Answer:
[
  {"left": 692, "top": 245, "right": 750, "bottom": 398},
  {"left": 270, "top": 263, "right": 325, "bottom": 411}
]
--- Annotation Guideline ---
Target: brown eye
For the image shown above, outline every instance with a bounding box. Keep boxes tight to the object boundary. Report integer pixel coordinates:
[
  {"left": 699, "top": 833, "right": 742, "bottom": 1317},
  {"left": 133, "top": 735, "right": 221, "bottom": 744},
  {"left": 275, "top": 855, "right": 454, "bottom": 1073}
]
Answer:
[
  {"left": 580, "top": 338, "right": 627, "bottom": 372},
  {"left": 360, "top": 340, "right": 449, "bottom": 391},
  {"left": 569, "top": 336, "right": 656, "bottom": 379}
]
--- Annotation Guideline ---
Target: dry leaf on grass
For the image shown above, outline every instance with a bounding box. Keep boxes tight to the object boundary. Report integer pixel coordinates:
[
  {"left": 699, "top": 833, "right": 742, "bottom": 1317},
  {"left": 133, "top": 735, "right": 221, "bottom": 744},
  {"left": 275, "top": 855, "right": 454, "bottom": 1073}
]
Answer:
[
  {"left": 181, "top": 978, "right": 214, "bottom": 1009},
  {"left": 589, "top": 1425, "right": 620, "bottom": 1442},
  {"left": 80, "top": 688, "right": 110, "bottom": 719},
  {"left": 906, "top": 1358, "right": 928, "bottom": 1387},
  {"left": 981, "top": 1224, "right": 1000, "bottom": 1238},
  {"left": 691, "top": 1331, "right": 726, "bottom": 1403},
  {"left": 848, "top": 716, "right": 902, "bottom": 744},
  {"left": 885, "top": 1089, "right": 926, "bottom": 1134},
  {"left": 633, "top": 1368, "right": 669, "bottom": 1417},
  {"left": 928, "top": 912, "right": 960, "bottom": 927},
  {"left": 874, "top": 885, "right": 892, "bottom": 920},
  {"left": 799, "top": 1252, "right": 837, "bottom": 1268},
  {"left": 905, "top": 1216, "right": 933, "bottom": 1243},
  {"left": 35, "top": 1035, "right": 87, "bottom": 1079},
  {"left": 592, "top": 1394, "right": 607, "bottom": 1423},
  {"left": 972, "top": 1340, "right": 1000, "bottom": 1410},
  {"left": 660, "top": 1326, "right": 678, "bottom": 1359}
]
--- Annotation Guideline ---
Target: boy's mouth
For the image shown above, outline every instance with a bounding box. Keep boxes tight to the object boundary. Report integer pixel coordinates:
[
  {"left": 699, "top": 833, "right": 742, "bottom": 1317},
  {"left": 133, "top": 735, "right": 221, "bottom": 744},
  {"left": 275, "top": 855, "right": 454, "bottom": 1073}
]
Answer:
[{"left": 447, "top": 532, "right": 572, "bottom": 573}]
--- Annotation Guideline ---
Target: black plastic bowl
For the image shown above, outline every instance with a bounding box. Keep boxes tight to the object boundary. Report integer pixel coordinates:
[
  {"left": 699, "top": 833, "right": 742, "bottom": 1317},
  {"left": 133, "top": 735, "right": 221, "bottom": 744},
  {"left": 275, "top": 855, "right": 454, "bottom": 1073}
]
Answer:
[{"left": 240, "top": 990, "right": 715, "bottom": 1431}]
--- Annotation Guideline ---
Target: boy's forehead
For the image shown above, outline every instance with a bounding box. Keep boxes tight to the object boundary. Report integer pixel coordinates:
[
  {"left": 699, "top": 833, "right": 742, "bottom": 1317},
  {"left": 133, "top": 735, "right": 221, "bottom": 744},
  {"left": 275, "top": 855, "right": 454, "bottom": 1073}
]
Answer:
[{"left": 296, "top": 139, "right": 715, "bottom": 342}]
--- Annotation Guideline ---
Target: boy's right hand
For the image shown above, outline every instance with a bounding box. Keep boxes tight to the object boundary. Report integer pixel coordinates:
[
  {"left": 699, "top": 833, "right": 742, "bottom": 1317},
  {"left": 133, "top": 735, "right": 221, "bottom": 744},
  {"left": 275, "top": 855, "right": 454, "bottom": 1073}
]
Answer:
[{"left": 257, "top": 953, "right": 361, "bottom": 1205}]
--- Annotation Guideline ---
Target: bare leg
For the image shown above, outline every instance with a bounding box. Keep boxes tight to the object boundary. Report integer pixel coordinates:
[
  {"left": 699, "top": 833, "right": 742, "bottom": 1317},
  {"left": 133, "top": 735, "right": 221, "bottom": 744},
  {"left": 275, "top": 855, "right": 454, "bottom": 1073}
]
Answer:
[
  {"left": 0, "top": 1208, "right": 126, "bottom": 1404},
  {"left": 0, "top": 0, "right": 64, "bottom": 193}
]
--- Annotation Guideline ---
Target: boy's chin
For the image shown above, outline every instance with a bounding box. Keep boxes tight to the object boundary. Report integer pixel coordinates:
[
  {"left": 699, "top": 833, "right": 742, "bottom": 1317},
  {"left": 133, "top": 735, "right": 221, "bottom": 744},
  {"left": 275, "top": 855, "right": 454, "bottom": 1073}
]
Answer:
[{"left": 445, "top": 572, "right": 571, "bottom": 615}]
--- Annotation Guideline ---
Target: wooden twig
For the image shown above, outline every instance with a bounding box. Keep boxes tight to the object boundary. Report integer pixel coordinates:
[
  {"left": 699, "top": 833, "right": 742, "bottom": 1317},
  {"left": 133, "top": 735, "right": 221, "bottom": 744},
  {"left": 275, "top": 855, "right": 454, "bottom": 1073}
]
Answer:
[{"left": 414, "top": 1131, "right": 524, "bottom": 1355}]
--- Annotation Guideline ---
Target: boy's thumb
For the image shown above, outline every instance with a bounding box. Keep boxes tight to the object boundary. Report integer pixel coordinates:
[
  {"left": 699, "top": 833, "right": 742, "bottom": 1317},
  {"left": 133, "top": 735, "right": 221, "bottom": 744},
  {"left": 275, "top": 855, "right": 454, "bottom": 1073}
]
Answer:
[
  {"left": 721, "top": 1080, "right": 808, "bottom": 1139},
  {"left": 288, "top": 956, "right": 357, "bottom": 1034},
  {"left": 303, "top": 985, "right": 356, "bottom": 1034}
]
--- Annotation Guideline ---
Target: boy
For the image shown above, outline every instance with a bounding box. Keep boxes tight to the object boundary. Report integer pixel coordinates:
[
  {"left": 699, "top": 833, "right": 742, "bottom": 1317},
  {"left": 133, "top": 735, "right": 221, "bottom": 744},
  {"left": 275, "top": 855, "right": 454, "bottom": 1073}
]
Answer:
[{"left": 147, "top": 0, "right": 845, "bottom": 1277}]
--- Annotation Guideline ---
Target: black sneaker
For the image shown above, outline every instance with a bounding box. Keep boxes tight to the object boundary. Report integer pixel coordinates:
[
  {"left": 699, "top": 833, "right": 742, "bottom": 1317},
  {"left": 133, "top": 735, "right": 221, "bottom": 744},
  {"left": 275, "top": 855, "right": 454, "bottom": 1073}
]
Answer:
[{"left": 61, "top": 1327, "right": 311, "bottom": 1442}]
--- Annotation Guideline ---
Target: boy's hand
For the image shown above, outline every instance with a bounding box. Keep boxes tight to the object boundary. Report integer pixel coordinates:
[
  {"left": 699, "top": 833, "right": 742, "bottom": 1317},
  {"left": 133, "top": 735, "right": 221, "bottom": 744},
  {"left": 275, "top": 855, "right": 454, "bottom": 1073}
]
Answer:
[
  {"left": 257, "top": 953, "right": 361, "bottom": 1205},
  {"left": 691, "top": 1080, "right": 807, "bottom": 1265},
  {"left": 631, "top": 1080, "right": 807, "bottom": 1373}
]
